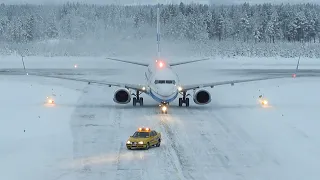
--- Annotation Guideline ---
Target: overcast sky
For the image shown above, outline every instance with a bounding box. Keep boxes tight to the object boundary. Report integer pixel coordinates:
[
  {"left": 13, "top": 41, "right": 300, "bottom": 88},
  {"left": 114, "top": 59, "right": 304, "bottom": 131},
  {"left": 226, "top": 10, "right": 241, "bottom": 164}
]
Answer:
[{"left": 1, "top": 0, "right": 319, "bottom": 5}]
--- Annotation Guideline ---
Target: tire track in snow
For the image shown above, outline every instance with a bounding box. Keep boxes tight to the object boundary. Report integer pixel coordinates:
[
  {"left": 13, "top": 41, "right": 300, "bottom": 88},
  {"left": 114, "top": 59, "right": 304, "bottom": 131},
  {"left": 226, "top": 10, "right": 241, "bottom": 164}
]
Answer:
[
  {"left": 208, "top": 105, "right": 282, "bottom": 167},
  {"left": 157, "top": 113, "right": 197, "bottom": 180},
  {"left": 181, "top": 105, "right": 281, "bottom": 179},
  {"left": 184, "top": 107, "right": 248, "bottom": 179},
  {"left": 115, "top": 106, "right": 174, "bottom": 180},
  {"left": 114, "top": 107, "right": 147, "bottom": 180},
  {"left": 68, "top": 85, "right": 129, "bottom": 180}
]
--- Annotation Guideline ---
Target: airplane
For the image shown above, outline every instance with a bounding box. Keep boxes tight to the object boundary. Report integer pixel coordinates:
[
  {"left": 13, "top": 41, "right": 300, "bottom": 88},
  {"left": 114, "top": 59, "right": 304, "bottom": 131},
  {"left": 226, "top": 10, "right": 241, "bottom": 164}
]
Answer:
[{"left": 20, "top": 4, "right": 300, "bottom": 113}]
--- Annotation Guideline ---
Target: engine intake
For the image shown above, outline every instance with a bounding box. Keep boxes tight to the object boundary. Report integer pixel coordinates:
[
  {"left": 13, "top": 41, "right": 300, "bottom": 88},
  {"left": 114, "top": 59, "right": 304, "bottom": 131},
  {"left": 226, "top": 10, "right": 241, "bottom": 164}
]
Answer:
[
  {"left": 113, "top": 88, "right": 131, "bottom": 104},
  {"left": 193, "top": 89, "right": 211, "bottom": 105}
]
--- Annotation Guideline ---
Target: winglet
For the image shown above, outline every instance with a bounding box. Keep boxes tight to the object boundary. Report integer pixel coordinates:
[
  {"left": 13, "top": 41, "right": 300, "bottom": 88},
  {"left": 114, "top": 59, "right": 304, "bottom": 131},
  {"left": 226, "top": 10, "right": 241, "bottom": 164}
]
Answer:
[
  {"left": 292, "top": 56, "right": 300, "bottom": 78},
  {"left": 21, "top": 55, "right": 29, "bottom": 75}
]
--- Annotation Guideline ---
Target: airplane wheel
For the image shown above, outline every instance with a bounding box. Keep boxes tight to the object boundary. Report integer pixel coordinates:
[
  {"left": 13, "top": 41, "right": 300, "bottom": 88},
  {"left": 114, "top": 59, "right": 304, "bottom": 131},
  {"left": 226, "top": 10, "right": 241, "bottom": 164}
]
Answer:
[
  {"left": 133, "top": 97, "right": 137, "bottom": 106},
  {"left": 140, "top": 97, "right": 143, "bottom": 106},
  {"left": 186, "top": 98, "right": 189, "bottom": 107},
  {"left": 179, "top": 98, "right": 182, "bottom": 106}
]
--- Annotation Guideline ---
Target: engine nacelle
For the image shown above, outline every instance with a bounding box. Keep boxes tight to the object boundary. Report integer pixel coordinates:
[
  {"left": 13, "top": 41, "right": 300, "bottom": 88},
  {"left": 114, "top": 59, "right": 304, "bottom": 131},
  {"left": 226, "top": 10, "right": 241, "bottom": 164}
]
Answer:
[
  {"left": 193, "top": 89, "right": 211, "bottom": 105},
  {"left": 113, "top": 88, "right": 131, "bottom": 104}
]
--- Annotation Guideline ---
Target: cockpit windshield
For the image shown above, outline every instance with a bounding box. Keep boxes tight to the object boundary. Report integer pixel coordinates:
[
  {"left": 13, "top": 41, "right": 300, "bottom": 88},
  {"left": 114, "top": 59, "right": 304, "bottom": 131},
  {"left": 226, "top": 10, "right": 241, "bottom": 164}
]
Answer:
[
  {"left": 132, "top": 132, "right": 150, "bottom": 138},
  {"left": 155, "top": 80, "right": 176, "bottom": 84}
]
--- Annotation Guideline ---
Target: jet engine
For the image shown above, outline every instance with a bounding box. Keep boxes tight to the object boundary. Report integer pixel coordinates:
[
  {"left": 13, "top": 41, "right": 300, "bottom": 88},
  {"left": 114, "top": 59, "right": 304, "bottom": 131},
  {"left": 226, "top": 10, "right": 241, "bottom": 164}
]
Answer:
[
  {"left": 113, "top": 88, "right": 131, "bottom": 104},
  {"left": 193, "top": 89, "right": 211, "bottom": 105}
]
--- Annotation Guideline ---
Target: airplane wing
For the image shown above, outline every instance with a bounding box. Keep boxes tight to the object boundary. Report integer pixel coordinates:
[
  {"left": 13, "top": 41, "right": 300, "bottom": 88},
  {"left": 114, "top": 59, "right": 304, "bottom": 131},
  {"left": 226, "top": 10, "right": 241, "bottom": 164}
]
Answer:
[
  {"left": 180, "top": 57, "right": 302, "bottom": 91},
  {"left": 19, "top": 57, "right": 301, "bottom": 94},
  {"left": 180, "top": 76, "right": 289, "bottom": 91},
  {"left": 105, "top": 57, "right": 149, "bottom": 67},
  {"left": 169, "top": 58, "right": 210, "bottom": 66},
  {"left": 31, "top": 74, "right": 147, "bottom": 92},
  {"left": 105, "top": 57, "right": 210, "bottom": 67}
]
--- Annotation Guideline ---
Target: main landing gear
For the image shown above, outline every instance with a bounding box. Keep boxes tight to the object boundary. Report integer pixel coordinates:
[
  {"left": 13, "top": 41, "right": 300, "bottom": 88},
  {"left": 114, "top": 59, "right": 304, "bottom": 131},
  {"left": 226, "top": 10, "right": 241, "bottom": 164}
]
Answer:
[
  {"left": 132, "top": 90, "right": 143, "bottom": 106},
  {"left": 179, "top": 91, "right": 190, "bottom": 107}
]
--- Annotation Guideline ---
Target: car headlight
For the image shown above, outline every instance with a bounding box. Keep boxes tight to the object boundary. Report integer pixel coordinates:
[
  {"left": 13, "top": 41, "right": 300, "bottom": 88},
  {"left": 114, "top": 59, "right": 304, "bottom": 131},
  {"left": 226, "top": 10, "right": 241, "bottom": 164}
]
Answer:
[
  {"left": 126, "top": 141, "right": 131, "bottom": 144},
  {"left": 138, "top": 141, "right": 144, "bottom": 144}
]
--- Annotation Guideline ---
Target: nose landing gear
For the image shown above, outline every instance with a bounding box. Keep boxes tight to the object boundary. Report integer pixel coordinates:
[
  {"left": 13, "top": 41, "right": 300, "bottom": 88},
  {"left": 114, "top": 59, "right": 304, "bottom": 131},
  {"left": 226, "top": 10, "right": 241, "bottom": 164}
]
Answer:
[{"left": 159, "top": 102, "right": 168, "bottom": 114}]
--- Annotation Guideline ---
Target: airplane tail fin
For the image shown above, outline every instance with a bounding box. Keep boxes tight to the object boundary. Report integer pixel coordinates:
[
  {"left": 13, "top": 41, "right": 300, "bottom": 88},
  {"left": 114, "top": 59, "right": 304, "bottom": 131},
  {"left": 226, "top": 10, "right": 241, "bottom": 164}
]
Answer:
[
  {"left": 156, "top": 4, "right": 161, "bottom": 59},
  {"left": 105, "top": 4, "right": 210, "bottom": 67}
]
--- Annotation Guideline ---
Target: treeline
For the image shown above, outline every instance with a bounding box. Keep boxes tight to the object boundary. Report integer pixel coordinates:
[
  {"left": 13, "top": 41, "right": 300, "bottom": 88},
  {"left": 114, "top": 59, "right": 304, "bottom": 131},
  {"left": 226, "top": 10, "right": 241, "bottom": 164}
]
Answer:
[{"left": 0, "top": 2, "right": 320, "bottom": 43}]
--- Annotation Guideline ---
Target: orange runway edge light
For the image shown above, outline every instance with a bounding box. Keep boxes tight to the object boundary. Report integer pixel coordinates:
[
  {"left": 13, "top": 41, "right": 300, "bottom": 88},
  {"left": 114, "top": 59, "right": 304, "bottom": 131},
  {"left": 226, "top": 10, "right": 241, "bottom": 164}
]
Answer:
[{"left": 46, "top": 96, "right": 55, "bottom": 104}]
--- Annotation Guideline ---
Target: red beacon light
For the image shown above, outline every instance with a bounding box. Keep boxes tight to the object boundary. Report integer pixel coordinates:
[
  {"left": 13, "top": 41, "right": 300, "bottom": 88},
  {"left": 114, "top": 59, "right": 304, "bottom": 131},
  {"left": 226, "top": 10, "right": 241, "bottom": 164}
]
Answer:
[
  {"left": 159, "top": 61, "right": 164, "bottom": 68},
  {"left": 292, "top": 73, "right": 296, "bottom": 78},
  {"left": 156, "top": 60, "right": 164, "bottom": 68}
]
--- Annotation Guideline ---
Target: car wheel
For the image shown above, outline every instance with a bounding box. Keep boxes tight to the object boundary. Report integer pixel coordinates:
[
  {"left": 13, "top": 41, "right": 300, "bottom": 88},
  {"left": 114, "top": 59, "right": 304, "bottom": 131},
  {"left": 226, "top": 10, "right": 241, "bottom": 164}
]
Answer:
[
  {"left": 156, "top": 139, "right": 161, "bottom": 147},
  {"left": 145, "top": 142, "right": 150, "bottom": 150}
]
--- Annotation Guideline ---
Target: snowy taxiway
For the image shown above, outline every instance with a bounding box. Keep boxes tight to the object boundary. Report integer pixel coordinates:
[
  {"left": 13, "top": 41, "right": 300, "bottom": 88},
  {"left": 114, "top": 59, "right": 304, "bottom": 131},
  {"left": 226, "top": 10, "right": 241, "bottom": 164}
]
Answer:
[{"left": 1, "top": 55, "right": 320, "bottom": 180}]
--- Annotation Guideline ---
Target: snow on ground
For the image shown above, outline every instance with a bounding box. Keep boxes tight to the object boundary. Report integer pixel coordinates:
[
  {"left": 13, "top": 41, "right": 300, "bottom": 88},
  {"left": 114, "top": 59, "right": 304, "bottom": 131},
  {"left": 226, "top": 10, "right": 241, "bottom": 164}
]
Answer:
[
  {"left": 1, "top": 55, "right": 320, "bottom": 180},
  {"left": 0, "top": 76, "right": 86, "bottom": 180}
]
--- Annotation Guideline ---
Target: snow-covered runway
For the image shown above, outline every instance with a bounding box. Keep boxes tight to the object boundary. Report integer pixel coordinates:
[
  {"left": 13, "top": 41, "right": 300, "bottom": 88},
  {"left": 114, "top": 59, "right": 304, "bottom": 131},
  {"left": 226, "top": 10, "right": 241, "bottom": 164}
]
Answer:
[{"left": 1, "top": 56, "right": 320, "bottom": 180}]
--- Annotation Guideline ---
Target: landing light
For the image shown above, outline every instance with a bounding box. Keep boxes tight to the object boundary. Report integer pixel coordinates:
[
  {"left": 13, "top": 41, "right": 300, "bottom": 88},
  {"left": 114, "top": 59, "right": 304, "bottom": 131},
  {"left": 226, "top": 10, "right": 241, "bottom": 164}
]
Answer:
[
  {"left": 74, "top": 64, "right": 78, "bottom": 68},
  {"left": 178, "top": 86, "right": 183, "bottom": 91},
  {"left": 142, "top": 87, "right": 146, "bottom": 91},
  {"left": 162, "top": 106, "right": 167, "bottom": 112}
]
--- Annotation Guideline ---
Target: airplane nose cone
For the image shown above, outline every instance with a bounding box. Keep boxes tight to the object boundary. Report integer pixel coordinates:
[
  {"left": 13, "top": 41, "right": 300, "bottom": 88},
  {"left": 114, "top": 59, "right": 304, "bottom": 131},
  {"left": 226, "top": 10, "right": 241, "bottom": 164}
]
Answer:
[{"left": 156, "top": 85, "right": 177, "bottom": 97}]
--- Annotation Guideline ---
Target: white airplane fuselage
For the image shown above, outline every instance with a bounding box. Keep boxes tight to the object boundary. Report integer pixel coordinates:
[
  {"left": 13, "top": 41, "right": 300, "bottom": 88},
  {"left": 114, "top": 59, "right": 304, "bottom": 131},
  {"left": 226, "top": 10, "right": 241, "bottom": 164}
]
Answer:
[{"left": 145, "top": 60, "right": 180, "bottom": 104}]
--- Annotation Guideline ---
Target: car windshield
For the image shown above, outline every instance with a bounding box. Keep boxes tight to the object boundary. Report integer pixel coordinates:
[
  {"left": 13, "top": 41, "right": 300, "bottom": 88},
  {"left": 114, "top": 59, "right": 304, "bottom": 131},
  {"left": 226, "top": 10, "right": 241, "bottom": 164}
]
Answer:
[{"left": 132, "top": 132, "right": 149, "bottom": 138}]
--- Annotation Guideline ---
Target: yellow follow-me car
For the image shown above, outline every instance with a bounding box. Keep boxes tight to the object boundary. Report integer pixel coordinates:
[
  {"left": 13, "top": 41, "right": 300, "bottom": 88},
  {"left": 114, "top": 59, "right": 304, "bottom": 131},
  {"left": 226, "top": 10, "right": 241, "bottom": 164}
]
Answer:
[{"left": 126, "top": 127, "right": 161, "bottom": 150}]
